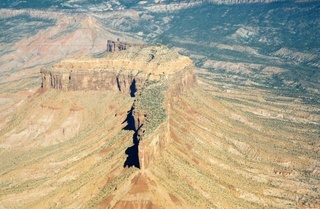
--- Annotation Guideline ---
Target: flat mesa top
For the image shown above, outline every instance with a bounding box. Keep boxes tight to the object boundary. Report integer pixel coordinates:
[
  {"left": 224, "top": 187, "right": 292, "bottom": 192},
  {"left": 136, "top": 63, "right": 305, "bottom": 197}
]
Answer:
[{"left": 51, "top": 46, "right": 193, "bottom": 75}]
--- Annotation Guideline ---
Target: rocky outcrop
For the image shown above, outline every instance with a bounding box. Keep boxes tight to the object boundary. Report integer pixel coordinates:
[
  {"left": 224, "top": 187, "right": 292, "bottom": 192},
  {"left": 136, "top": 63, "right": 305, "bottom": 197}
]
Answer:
[
  {"left": 40, "top": 45, "right": 197, "bottom": 169},
  {"left": 40, "top": 67, "right": 147, "bottom": 93},
  {"left": 40, "top": 45, "right": 195, "bottom": 92},
  {"left": 106, "top": 40, "right": 144, "bottom": 53}
]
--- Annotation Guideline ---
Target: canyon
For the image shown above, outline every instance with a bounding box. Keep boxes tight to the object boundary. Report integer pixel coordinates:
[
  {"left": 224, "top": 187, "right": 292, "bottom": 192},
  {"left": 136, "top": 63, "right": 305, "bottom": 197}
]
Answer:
[
  {"left": 40, "top": 43, "right": 196, "bottom": 170},
  {"left": 0, "top": 43, "right": 319, "bottom": 208},
  {"left": 0, "top": 1, "right": 319, "bottom": 208}
]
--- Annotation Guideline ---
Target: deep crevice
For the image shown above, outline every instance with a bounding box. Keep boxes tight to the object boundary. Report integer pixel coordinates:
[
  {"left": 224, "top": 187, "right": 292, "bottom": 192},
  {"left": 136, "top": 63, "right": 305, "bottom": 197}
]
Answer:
[
  {"left": 130, "top": 79, "right": 137, "bottom": 97},
  {"left": 116, "top": 76, "right": 121, "bottom": 92},
  {"left": 123, "top": 126, "right": 141, "bottom": 169},
  {"left": 122, "top": 106, "right": 135, "bottom": 131},
  {"left": 123, "top": 105, "right": 141, "bottom": 169}
]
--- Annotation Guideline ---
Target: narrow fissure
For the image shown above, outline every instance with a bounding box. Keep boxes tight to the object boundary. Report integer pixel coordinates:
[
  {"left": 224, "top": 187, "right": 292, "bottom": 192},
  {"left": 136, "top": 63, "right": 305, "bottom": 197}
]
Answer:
[
  {"left": 123, "top": 127, "right": 141, "bottom": 169},
  {"left": 122, "top": 105, "right": 141, "bottom": 169},
  {"left": 130, "top": 78, "right": 137, "bottom": 97},
  {"left": 116, "top": 76, "right": 121, "bottom": 92}
]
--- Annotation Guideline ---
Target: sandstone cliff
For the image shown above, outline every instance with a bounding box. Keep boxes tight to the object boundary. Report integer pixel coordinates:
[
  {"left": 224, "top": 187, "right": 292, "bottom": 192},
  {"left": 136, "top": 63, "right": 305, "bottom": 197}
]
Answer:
[
  {"left": 40, "top": 45, "right": 194, "bottom": 91},
  {"left": 1, "top": 43, "right": 319, "bottom": 208},
  {"left": 40, "top": 45, "right": 197, "bottom": 169}
]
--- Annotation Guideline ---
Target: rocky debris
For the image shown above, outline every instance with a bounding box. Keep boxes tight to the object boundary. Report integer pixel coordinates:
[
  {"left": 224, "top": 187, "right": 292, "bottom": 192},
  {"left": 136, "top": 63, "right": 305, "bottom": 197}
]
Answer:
[
  {"left": 106, "top": 39, "right": 144, "bottom": 53},
  {"left": 107, "top": 40, "right": 129, "bottom": 52}
]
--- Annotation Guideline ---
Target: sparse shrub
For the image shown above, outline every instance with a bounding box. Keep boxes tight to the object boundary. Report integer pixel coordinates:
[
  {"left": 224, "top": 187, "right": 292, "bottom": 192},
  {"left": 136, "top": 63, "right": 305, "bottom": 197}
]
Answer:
[{"left": 135, "top": 81, "right": 168, "bottom": 134}]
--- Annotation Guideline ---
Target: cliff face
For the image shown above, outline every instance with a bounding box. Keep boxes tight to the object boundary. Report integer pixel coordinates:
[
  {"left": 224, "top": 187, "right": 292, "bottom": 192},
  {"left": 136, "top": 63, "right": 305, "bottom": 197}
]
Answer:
[
  {"left": 136, "top": 66, "right": 196, "bottom": 169},
  {"left": 40, "top": 45, "right": 195, "bottom": 92},
  {"left": 40, "top": 68, "right": 147, "bottom": 93},
  {"left": 40, "top": 45, "right": 197, "bottom": 169}
]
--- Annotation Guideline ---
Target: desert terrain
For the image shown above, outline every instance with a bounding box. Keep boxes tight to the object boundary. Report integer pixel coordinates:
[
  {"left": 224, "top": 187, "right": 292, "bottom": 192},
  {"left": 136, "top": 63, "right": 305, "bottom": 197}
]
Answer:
[{"left": 0, "top": 0, "right": 319, "bottom": 208}]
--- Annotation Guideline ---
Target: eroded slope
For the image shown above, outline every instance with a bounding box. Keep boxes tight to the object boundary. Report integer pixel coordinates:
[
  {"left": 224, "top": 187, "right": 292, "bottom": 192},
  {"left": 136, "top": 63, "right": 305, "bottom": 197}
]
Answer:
[{"left": 0, "top": 46, "right": 319, "bottom": 208}]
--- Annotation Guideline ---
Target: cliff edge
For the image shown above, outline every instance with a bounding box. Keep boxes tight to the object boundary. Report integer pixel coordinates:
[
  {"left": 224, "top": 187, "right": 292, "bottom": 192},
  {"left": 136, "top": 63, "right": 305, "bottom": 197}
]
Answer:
[{"left": 40, "top": 44, "right": 197, "bottom": 169}]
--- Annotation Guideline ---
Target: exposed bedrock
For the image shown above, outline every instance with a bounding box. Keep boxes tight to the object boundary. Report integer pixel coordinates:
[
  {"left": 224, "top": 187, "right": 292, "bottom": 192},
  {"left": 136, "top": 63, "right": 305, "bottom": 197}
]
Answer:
[
  {"left": 40, "top": 68, "right": 148, "bottom": 94},
  {"left": 40, "top": 45, "right": 197, "bottom": 169}
]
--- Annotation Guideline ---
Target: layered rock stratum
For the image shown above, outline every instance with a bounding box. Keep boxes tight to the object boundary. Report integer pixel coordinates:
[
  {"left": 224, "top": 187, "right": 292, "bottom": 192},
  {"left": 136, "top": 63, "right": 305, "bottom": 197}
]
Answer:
[
  {"left": 0, "top": 44, "right": 319, "bottom": 209},
  {"left": 40, "top": 44, "right": 196, "bottom": 170},
  {"left": 1, "top": 0, "right": 319, "bottom": 208}
]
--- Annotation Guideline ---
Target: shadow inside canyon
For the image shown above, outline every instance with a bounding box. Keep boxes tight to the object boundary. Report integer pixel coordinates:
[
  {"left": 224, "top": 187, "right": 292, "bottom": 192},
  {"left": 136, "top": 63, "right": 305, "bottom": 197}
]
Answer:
[
  {"left": 123, "top": 130, "right": 140, "bottom": 169},
  {"left": 122, "top": 106, "right": 135, "bottom": 131},
  {"left": 123, "top": 106, "right": 141, "bottom": 169},
  {"left": 130, "top": 79, "right": 137, "bottom": 97}
]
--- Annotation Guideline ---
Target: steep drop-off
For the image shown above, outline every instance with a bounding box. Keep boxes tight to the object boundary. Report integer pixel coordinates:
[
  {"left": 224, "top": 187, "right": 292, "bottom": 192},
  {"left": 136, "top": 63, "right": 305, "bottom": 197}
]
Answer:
[{"left": 39, "top": 45, "right": 196, "bottom": 170}]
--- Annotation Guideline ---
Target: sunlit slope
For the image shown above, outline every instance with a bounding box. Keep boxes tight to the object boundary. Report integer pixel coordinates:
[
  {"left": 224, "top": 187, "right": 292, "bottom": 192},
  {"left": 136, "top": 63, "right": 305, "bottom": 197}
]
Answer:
[
  {"left": 0, "top": 76, "right": 319, "bottom": 208},
  {"left": 0, "top": 86, "right": 188, "bottom": 208},
  {"left": 0, "top": 89, "right": 137, "bottom": 208},
  {"left": 150, "top": 83, "right": 319, "bottom": 208}
]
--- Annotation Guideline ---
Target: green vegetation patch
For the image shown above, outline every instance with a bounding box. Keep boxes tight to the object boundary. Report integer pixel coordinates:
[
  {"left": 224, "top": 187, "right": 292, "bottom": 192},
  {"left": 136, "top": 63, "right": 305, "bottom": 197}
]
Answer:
[{"left": 135, "top": 81, "right": 168, "bottom": 135}]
